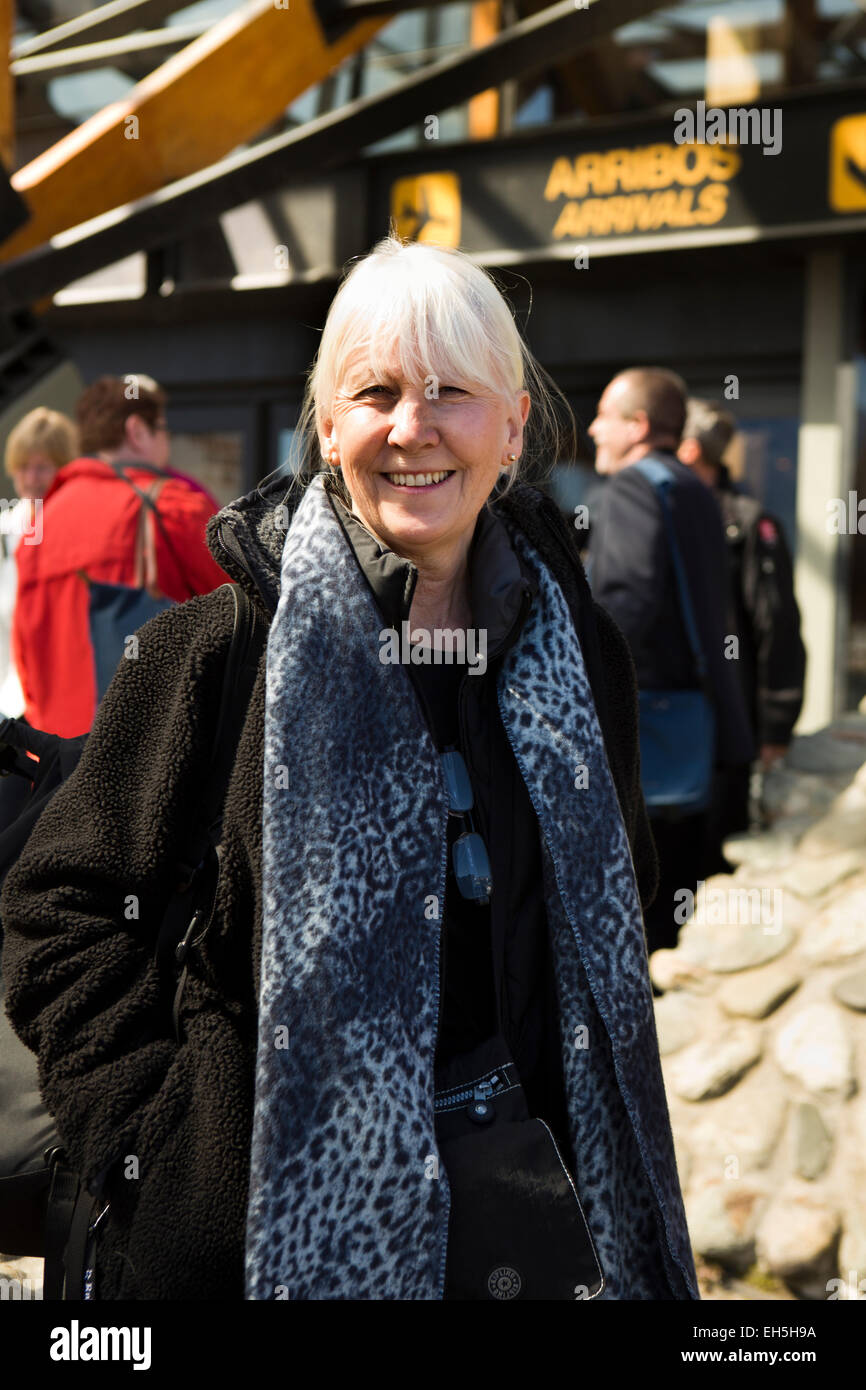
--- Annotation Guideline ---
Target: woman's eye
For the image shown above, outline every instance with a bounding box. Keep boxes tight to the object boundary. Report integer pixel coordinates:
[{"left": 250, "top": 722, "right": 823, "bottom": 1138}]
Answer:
[{"left": 353, "top": 383, "right": 466, "bottom": 399}]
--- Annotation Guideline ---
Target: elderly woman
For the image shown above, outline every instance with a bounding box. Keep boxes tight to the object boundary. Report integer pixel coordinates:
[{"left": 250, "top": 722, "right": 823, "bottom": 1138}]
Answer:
[{"left": 1, "top": 239, "right": 697, "bottom": 1302}]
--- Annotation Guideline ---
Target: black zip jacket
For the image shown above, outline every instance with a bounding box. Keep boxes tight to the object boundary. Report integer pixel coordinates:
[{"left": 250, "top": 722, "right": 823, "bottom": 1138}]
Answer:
[{"left": 0, "top": 473, "right": 658, "bottom": 1299}]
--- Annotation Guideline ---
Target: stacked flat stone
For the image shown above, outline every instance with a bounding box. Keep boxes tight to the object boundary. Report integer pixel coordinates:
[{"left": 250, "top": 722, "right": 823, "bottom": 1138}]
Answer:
[{"left": 652, "top": 710, "right": 866, "bottom": 1301}]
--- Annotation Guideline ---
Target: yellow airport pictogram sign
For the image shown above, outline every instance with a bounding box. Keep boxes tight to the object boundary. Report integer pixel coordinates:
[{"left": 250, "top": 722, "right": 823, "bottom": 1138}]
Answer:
[
  {"left": 390, "top": 172, "right": 461, "bottom": 246},
  {"left": 829, "top": 114, "right": 866, "bottom": 212}
]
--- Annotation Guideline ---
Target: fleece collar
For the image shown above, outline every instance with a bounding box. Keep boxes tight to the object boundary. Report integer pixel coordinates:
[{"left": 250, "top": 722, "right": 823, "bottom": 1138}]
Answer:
[
  {"left": 205, "top": 470, "right": 294, "bottom": 617},
  {"left": 327, "top": 487, "right": 537, "bottom": 661}
]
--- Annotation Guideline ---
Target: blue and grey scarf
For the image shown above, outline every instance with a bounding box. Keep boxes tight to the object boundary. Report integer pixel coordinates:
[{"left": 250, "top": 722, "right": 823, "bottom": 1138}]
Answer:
[{"left": 246, "top": 474, "right": 697, "bottom": 1301}]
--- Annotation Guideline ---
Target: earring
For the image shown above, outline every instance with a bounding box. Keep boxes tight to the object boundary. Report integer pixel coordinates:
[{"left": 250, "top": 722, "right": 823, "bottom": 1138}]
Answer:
[{"left": 507, "top": 454, "right": 517, "bottom": 462}]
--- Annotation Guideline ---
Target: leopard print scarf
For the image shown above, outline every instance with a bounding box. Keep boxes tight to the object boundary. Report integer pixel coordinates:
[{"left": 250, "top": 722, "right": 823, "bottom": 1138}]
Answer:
[{"left": 247, "top": 474, "right": 697, "bottom": 1301}]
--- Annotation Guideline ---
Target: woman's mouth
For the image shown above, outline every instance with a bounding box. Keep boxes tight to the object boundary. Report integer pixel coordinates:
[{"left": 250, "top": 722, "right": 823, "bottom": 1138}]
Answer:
[{"left": 382, "top": 470, "right": 454, "bottom": 491}]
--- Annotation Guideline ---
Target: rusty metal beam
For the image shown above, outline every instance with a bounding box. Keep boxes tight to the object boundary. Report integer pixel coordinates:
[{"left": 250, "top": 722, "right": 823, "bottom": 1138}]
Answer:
[{"left": 0, "top": 0, "right": 670, "bottom": 310}]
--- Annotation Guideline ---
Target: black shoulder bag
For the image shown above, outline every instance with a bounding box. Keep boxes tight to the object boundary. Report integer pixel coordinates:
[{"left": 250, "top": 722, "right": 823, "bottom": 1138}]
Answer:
[{"left": 433, "top": 954, "right": 605, "bottom": 1300}]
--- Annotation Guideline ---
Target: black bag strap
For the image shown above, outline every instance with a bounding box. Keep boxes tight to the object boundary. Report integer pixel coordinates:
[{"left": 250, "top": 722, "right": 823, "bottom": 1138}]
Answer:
[
  {"left": 198, "top": 582, "right": 266, "bottom": 849},
  {"left": 106, "top": 461, "right": 196, "bottom": 601},
  {"left": 161, "top": 581, "right": 264, "bottom": 894},
  {"left": 43, "top": 1149, "right": 80, "bottom": 1300},
  {"left": 632, "top": 458, "right": 709, "bottom": 684},
  {"left": 155, "top": 582, "right": 267, "bottom": 1038}
]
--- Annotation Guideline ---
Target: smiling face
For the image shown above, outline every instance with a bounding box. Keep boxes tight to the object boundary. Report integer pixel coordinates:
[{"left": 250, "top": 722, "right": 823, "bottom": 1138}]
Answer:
[{"left": 323, "top": 355, "right": 530, "bottom": 561}]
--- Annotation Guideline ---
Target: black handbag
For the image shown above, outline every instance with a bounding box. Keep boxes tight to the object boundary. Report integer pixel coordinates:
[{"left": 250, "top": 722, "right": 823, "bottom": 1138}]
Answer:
[{"left": 433, "top": 1031, "right": 604, "bottom": 1301}]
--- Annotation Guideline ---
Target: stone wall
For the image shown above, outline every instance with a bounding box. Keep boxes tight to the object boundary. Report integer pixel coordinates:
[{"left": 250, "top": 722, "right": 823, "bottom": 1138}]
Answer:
[
  {"left": 5, "top": 712, "right": 866, "bottom": 1304},
  {"left": 653, "top": 710, "right": 866, "bottom": 1300}
]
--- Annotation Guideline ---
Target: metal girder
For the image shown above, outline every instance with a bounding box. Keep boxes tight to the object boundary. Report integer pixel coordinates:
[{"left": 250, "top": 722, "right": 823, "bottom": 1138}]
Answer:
[
  {"left": 826, "top": 8, "right": 866, "bottom": 71},
  {"left": 0, "top": 0, "right": 13, "bottom": 171},
  {"left": 0, "top": 0, "right": 669, "bottom": 311},
  {"left": 317, "top": 0, "right": 499, "bottom": 17},
  {"left": 2, "top": 0, "right": 386, "bottom": 263},
  {"left": 12, "top": 0, "right": 190, "bottom": 59},
  {"left": 11, "top": 23, "right": 211, "bottom": 80},
  {"left": 782, "top": 0, "right": 819, "bottom": 88}
]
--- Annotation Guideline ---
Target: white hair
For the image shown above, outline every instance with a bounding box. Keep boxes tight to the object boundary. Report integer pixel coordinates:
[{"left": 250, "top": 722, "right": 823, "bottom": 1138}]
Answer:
[{"left": 291, "top": 237, "right": 571, "bottom": 497}]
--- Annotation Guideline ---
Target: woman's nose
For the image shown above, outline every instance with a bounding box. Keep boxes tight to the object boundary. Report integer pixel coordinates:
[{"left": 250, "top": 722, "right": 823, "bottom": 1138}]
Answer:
[{"left": 387, "top": 394, "right": 438, "bottom": 446}]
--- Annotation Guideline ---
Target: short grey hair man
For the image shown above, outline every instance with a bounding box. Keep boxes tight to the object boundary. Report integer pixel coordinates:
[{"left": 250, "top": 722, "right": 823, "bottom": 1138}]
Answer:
[{"left": 678, "top": 399, "right": 735, "bottom": 486}]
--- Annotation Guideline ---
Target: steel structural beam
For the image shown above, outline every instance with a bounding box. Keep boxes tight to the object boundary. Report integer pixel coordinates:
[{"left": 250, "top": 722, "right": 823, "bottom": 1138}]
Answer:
[
  {"left": 11, "top": 24, "right": 211, "bottom": 80},
  {"left": 11, "top": 0, "right": 553, "bottom": 56},
  {"left": 0, "top": 0, "right": 14, "bottom": 170},
  {"left": 12, "top": 0, "right": 191, "bottom": 59},
  {"left": 2, "top": 0, "right": 386, "bottom": 263},
  {"left": 0, "top": 0, "right": 668, "bottom": 311}
]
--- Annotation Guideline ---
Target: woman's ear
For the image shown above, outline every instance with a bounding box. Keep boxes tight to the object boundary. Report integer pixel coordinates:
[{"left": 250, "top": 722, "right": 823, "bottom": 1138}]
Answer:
[
  {"left": 506, "top": 390, "right": 531, "bottom": 453},
  {"left": 320, "top": 417, "right": 339, "bottom": 465}
]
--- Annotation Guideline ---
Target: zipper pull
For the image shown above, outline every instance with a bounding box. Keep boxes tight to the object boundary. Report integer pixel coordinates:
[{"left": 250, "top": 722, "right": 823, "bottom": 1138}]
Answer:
[
  {"left": 466, "top": 1078, "right": 497, "bottom": 1126},
  {"left": 90, "top": 1200, "right": 111, "bottom": 1236},
  {"left": 175, "top": 907, "right": 205, "bottom": 966}
]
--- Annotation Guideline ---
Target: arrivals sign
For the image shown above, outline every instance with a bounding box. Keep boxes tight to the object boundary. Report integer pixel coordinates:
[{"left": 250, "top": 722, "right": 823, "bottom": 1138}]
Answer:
[
  {"left": 377, "top": 87, "right": 866, "bottom": 257},
  {"left": 542, "top": 140, "right": 741, "bottom": 238}
]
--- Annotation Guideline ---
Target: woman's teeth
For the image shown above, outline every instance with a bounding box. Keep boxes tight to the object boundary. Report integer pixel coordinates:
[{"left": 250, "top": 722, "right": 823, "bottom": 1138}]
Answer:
[{"left": 386, "top": 470, "right": 452, "bottom": 488}]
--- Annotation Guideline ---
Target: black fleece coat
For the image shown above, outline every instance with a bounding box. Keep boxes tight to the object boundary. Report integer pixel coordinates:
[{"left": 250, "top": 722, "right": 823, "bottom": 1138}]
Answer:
[{"left": 0, "top": 476, "right": 658, "bottom": 1300}]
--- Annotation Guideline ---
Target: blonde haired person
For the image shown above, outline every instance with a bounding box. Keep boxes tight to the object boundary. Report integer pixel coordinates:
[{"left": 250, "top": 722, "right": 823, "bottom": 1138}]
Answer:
[
  {"left": 1, "top": 239, "right": 697, "bottom": 1301},
  {"left": 0, "top": 408, "right": 78, "bottom": 717}
]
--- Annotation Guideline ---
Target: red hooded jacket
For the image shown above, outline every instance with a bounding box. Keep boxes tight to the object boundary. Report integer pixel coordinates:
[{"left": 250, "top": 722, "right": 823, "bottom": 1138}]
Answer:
[{"left": 13, "top": 457, "right": 230, "bottom": 736}]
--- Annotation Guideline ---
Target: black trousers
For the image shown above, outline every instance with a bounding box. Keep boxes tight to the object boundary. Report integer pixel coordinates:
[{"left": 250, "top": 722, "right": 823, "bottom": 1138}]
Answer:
[
  {"left": 643, "top": 809, "right": 708, "bottom": 956},
  {"left": 703, "top": 764, "right": 752, "bottom": 876}
]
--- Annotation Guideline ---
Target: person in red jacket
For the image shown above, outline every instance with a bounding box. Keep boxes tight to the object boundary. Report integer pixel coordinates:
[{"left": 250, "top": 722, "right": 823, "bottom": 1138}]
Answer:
[{"left": 13, "top": 375, "right": 230, "bottom": 736}]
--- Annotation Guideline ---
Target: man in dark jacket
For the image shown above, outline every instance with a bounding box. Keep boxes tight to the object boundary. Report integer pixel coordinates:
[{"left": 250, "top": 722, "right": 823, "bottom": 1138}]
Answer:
[
  {"left": 678, "top": 398, "right": 806, "bottom": 851},
  {"left": 0, "top": 473, "right": 700, "bottom": 1301},
  {"left": 587, "top": 368, "right": 754, "bottom": 954}
]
